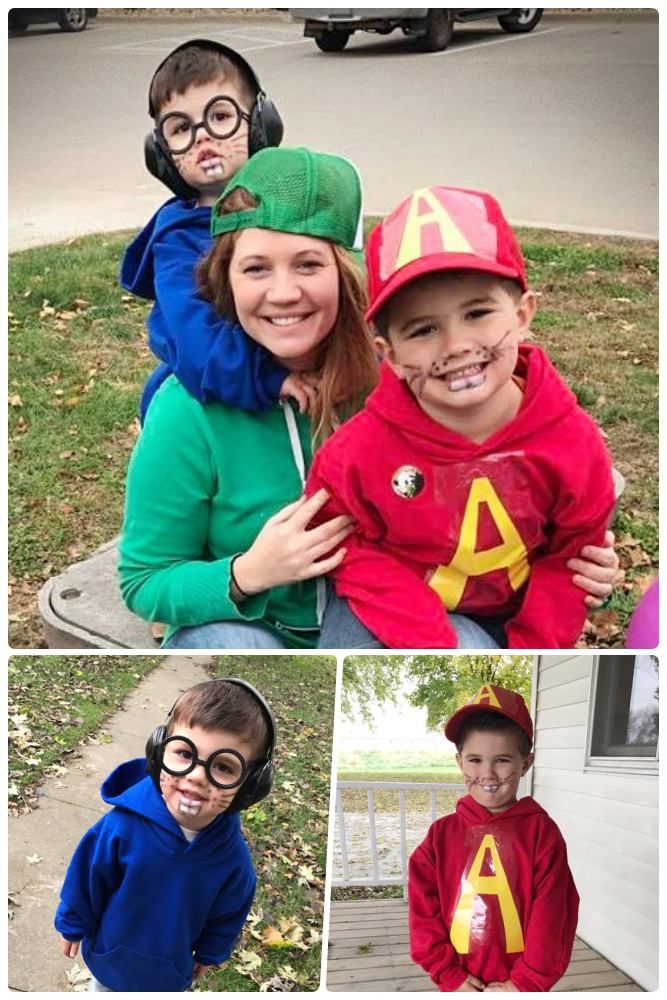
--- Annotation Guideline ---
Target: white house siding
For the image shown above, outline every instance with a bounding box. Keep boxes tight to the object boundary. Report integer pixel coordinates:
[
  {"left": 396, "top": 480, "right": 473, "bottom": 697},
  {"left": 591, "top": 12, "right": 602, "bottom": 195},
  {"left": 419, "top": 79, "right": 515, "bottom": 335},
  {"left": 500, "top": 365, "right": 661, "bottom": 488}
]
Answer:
[{"left": 531, "top": 653, "right": 658, "bottom": 992}]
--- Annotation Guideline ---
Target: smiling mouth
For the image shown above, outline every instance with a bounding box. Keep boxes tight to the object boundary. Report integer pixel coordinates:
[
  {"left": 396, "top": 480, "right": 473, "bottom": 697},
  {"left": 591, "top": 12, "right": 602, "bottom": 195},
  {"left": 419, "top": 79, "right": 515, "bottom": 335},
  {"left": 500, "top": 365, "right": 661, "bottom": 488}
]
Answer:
[
  {"left": 263, "top": 314, "right": 311, "bottom": 327},
  {"left": 197, "top": 152, "right": 225, "bottom": 178},
  {"left": 177, "top": 789, "right": 207, "bottom": 817},
  {"left": 434, "top": 361, "right": 489, "bottom": 392}
]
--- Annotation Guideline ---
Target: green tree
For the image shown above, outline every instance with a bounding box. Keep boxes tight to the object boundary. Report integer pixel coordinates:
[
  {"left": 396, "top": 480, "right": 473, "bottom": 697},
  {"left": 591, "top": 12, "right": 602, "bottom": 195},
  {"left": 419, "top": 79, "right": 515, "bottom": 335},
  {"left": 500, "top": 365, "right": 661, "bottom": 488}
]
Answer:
[
  {"left": 342, "top": 656, "right": 406, "bottom": 724},
  {"left": 407, "top": 655, "right": 533, "bottom": 730},
  {"left": 342, "top": 655, "right": 533, "bottom": 730}
]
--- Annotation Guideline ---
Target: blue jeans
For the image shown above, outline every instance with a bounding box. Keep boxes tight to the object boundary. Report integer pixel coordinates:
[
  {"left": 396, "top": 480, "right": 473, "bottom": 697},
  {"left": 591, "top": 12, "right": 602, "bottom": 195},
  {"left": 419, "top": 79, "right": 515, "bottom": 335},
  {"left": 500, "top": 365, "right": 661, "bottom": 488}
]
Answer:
[
  {"left": 163, "top": 621, "right": 288, "bottom": 650},
  {"left": 318, "top": 590, "right": 503, "bottom": 649}
]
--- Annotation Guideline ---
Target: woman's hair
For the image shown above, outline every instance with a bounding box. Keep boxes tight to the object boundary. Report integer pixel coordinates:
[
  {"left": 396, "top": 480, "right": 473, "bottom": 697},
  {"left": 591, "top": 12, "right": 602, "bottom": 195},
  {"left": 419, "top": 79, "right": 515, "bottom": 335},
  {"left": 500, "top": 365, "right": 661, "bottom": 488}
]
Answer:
[
  {"left": 167, "top": 679, "right": 270, "bottom": 759},
  {"left": 198, "top": 187, "right": 378, "bottom": 441}
]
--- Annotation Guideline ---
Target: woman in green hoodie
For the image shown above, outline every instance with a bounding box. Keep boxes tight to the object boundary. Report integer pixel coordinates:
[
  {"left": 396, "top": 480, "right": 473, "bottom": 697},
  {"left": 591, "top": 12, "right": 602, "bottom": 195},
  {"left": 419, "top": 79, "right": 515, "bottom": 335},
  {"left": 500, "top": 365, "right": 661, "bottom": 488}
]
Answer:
[
  {"left": 120, "top": 147, "right": 620, "bottom": 649},
  {"left": 119, "top": 147, "right": 378, "bottom": 648}
]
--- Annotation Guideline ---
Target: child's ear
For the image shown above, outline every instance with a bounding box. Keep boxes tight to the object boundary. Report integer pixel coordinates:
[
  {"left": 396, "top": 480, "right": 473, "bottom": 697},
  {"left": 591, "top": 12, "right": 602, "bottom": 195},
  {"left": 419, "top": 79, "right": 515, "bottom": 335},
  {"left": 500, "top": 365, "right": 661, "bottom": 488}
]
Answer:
[
  {"left": 455, "top": 752, "right": 463, "bottom": 772},
  {"left": 516, "top": 290, "right": 537, "bottom": 341},
  {"left": 374, "top": 333, "right": 406, "bottom": 379},
  {"left": 521, "top": 752, "right": 535, "bottom": 775}
]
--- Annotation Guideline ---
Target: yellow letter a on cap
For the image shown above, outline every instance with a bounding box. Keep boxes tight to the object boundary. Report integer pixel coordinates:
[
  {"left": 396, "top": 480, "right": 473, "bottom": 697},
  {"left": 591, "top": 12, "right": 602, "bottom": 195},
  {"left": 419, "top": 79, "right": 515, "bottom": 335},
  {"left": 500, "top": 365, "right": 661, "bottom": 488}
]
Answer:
[
  {"left": 450, "top": 834, "right": 525, "bottom": 955},
  {"left": 395, "top": 188, "right": 473, "bottom": 271},
  {"left": 471, "top": 684, "right": 502, "bottom": 709}
]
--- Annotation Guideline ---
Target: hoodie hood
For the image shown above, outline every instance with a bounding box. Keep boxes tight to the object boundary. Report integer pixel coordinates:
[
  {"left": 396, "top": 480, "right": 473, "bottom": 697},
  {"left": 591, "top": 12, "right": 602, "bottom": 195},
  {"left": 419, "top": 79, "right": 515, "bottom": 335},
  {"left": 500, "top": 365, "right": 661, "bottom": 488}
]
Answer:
[
  {"left": 455, "top": 793, "right": 547, "bottom": 827},
  {"left": 120, "top": 198, "right": 211, "bottom": 301},
  {"left": 366, "top": 343, "right": 577, "bottom": 458},
  {"left": 101, "top": 757, "right": 241, "bottom": 858}
]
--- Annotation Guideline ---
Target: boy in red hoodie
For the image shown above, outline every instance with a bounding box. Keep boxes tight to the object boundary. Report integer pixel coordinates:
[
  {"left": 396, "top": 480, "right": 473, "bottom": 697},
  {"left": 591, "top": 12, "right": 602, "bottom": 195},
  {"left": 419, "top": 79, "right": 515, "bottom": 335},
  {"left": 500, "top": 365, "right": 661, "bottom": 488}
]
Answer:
[
  {"left": 307, "top": 186, "right": 616, "bottom": 648},
  {"left": 409, "top": 683, "right": 579, "bottom": 992}
]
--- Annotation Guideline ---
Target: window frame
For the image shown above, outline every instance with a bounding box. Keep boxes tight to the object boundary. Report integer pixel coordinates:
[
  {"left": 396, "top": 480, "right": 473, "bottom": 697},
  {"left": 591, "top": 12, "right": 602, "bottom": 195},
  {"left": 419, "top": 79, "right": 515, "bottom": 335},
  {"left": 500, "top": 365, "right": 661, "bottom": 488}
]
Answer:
[{"left": 585, "top": 654, "right": 659, "bottom": 776}]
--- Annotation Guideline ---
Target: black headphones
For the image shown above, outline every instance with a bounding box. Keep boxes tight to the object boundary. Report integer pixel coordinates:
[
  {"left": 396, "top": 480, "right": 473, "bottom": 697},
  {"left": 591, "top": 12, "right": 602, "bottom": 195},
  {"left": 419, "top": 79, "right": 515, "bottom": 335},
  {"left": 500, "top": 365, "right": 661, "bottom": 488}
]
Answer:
[
  {"left": 145, "top": 677, "right": 276, "bottom": 814},
  {"left": 144, "top": 38, "right": 284, "bottom": 200}
]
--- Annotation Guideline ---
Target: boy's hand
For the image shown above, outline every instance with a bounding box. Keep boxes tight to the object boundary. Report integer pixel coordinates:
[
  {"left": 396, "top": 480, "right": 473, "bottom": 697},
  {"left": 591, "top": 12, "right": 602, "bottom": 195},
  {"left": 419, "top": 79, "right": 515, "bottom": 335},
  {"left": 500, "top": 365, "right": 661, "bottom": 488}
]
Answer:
[
  {"left": 484, "top": 981, "right": 519, "bottom": 992},
  {"left": 231, "top": 490, "right": 354, "bottom": 595},
  {"left": 193, "top": 962, "right": 213, "bottom": 979},
  {"left": 280, "top": 372, "right": 322, "bottom": 414},
  {"left": 567, "top": 529, "right": 623, "bottom": 607},
  {"left": 60, "top": 937, "right": 80, "bottom": 958},
  {"left": 457, "top": 974, "right": 486, "bottom": 991}
]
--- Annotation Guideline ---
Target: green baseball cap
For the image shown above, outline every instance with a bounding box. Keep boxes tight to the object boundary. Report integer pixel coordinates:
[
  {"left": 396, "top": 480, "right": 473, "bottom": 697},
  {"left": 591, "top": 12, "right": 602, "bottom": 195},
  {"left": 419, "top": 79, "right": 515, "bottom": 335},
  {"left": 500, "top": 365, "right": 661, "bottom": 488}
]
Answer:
[{"left": 210, "top": 146, "right": 364, "bottom": 254}]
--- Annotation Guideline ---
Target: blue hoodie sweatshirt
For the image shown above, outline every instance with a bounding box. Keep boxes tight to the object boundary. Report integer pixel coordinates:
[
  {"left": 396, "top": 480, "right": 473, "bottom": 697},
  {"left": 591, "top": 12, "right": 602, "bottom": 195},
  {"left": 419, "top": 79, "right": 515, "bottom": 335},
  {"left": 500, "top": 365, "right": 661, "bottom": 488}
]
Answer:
[
  {"left": 54, "top": 758, "right": 256, "bottom": 992},
  {"left": 120, "top": 198, "right": 288, "bottom": 421}
]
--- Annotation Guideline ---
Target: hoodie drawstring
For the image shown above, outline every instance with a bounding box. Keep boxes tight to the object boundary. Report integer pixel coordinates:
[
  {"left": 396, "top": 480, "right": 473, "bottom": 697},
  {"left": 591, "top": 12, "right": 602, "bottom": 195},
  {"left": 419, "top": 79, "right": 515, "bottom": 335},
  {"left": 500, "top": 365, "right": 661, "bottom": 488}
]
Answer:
[{"left": 281, "top": 403, "right": 327, "bottom": 624}]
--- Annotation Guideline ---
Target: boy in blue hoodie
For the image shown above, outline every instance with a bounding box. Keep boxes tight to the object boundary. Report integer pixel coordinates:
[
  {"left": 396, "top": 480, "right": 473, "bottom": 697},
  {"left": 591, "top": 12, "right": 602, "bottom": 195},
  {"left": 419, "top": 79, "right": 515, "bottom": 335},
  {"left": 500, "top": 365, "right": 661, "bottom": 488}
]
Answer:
[
  {"left": 55, "top": 678, "right": 274, "bottom": 992},
  {"left": 121, "top": 39, "right": 315, "bottom": 421}
]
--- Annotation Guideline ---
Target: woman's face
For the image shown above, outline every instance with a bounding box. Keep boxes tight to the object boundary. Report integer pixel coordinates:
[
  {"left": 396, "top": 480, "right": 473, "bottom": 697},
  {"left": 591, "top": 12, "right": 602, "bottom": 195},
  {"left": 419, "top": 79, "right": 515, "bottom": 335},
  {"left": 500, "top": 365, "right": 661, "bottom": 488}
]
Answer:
[{"left": 229, "top": 229, "right": 340, "bottom": 370}]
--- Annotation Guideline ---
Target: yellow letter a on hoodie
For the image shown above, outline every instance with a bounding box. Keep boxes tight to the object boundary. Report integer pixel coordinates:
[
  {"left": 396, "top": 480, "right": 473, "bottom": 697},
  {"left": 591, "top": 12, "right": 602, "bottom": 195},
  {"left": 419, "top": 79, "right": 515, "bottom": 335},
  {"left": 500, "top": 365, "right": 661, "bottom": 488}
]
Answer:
[{"left": 449, "top": 834, "right": 525, "bottom": 955}]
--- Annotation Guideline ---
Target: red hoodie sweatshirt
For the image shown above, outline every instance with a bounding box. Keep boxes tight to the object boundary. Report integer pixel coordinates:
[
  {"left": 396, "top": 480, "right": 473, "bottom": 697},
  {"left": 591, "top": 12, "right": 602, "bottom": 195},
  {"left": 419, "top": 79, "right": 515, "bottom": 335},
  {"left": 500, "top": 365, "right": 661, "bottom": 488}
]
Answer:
[
  {"left": 306, "top": 344, "right": 614, "bottom": 648},
  {"left": 409, "top": 795, "right": 579, "bottom": 991}
]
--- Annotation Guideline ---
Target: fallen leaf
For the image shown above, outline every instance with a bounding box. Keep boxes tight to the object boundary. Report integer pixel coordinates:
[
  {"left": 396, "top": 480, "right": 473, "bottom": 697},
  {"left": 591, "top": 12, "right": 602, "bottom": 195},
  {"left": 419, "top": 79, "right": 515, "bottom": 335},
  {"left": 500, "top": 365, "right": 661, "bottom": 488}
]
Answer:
[
  {"left": 262, "top": 926, "right": 292, "bottom": 949},
  {"left": 26, "top": 854, "right": 43, "bottom": 865}
]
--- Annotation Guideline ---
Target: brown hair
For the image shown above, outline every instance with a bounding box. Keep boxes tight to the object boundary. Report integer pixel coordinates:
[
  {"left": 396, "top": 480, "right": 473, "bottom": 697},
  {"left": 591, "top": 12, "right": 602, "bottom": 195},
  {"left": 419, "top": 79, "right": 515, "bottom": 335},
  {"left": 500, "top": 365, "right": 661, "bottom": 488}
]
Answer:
[
  {"left": 167, "top": 679, "right": 270, "bottom": 758},
  {"left": 198, "top": 188, "right": 379, "bottom": 441},
  {"left": 373, "top": 270, "right": 524, "bottom": 340},
  {"left": 456, "top": 710, "right": 532, "bottom": 758},
  {"left": 151, "top": 45, "right": 256, "bottom": 118}
]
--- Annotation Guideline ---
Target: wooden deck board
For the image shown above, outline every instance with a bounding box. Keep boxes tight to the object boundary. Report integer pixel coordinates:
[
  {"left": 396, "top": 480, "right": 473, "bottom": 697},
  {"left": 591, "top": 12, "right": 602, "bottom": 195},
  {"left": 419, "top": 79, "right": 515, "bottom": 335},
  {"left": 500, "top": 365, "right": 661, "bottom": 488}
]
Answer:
[{"left": 328, "top": 899, "right": 642, "bottom": 992}]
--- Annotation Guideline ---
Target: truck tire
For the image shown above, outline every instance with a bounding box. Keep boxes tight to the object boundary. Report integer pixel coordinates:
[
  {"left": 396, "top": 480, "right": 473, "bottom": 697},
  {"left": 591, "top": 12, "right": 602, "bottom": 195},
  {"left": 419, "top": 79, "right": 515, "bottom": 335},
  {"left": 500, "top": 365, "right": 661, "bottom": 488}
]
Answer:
[
  {"left": 315, "top": 30, "right": 350, "bottom": 52},
  {"left": 58, "top": 9, "right": 89, "bottom": 32},
  {"left": 417, "top": 9, "right": 454, "bottom": 52},
  {"left": 498, "top": 9, "right": 543, "bottom": 33}
]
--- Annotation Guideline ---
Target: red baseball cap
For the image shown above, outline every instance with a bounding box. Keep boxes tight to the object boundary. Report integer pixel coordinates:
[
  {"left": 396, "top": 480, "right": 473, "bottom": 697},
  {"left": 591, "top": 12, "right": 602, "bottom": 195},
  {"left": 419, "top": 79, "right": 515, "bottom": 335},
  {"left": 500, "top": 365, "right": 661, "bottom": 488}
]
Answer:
[
  {"left": 365, "top": 185, "right": 528, "bottom": 322},
  {"left": 444, "top": 684, "right": 533, "bottom": 748}
]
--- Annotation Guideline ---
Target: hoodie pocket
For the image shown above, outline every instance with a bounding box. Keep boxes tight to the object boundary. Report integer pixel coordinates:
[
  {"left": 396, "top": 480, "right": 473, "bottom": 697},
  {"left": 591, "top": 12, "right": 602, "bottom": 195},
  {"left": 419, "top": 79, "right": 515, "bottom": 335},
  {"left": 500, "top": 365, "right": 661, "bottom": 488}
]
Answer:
[{"left": 86, "top": 944, "right": 191, "bottom": 992}]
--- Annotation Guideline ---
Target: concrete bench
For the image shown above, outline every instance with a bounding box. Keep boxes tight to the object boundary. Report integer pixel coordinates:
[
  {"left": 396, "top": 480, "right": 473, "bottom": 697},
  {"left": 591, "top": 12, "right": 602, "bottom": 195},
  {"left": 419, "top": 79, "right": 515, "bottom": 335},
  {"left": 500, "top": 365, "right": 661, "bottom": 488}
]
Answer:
[{"left": 38, "top": 540, "right": 157, "bottom": 649}]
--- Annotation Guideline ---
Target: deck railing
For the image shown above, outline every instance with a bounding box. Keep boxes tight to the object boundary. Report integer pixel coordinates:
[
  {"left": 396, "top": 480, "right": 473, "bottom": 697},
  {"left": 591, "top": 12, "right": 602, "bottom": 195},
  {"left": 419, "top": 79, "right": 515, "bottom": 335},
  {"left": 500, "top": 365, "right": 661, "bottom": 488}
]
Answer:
[{"left": 333, "top": 780, "right": 465, "bottom": 897}]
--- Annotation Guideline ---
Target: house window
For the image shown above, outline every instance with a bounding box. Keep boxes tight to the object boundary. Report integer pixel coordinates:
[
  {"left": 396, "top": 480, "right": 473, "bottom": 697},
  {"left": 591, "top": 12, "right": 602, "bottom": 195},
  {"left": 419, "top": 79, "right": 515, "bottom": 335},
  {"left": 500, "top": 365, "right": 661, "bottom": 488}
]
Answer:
[{"left": 590, "top": 655, "right": 658, "bottom": 759}]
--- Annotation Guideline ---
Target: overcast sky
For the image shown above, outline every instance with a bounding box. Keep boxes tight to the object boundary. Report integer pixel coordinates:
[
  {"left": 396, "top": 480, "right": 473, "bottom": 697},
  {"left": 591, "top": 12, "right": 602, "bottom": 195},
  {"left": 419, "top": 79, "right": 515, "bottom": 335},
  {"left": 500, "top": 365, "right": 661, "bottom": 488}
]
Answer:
[{"left": 338, "top": 680, "right": 448, "bottom": 753}]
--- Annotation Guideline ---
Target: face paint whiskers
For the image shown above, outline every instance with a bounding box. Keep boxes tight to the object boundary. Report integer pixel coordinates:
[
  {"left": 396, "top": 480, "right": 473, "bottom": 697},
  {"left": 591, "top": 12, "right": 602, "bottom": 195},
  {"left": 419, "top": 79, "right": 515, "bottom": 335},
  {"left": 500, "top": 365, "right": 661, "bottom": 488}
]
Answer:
[{"left": 424, "top": 327, "right": 524, "bottom": 394}]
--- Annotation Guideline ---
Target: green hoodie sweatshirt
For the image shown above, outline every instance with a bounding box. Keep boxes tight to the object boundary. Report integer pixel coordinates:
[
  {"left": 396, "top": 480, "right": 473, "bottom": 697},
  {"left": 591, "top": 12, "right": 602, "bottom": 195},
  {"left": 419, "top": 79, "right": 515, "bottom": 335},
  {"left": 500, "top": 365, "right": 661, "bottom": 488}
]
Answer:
[{"left": 119, "top": 376, "right": 320, "bottom": 647}]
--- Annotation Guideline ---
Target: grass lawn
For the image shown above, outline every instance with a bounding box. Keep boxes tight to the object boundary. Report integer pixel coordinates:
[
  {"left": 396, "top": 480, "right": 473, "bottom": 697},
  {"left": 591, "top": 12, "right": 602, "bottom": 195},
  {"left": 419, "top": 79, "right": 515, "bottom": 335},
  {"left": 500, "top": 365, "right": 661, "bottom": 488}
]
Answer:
[
  {"left": 8, "top": 654, "right": 162, "bottom": 808},
  {"left": 8, "top": 227, "right": 658, "bottom": 648}
]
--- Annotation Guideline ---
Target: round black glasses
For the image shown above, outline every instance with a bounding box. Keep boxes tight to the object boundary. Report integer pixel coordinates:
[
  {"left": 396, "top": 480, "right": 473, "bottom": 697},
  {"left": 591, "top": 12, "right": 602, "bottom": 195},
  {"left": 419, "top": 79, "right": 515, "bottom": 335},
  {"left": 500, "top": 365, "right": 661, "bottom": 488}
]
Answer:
[
  {"left": 158, "top": 95, "right": 250, "bottom": 154},
  {"left": 159, "top": 735, "right": 248, "bottom": 790}
]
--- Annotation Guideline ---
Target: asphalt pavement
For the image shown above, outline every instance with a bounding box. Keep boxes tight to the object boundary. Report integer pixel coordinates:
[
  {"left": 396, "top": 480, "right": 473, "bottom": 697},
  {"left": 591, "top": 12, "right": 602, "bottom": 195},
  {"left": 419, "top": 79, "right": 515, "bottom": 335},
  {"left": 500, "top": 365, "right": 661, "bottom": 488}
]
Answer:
[
  {"left": 8, "top": 10, "right": 658, "bottom": 250},
  {"left": 8, "top": 655, "right": 213, "bottom": 993}
]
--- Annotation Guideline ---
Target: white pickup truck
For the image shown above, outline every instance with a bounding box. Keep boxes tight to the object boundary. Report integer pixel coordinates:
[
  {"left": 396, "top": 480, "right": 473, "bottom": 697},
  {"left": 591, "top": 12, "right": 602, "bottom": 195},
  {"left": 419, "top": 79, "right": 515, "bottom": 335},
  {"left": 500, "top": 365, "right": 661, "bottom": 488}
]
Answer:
[{"left": 289, "top": 8, "right": 543, "bottom": 53}]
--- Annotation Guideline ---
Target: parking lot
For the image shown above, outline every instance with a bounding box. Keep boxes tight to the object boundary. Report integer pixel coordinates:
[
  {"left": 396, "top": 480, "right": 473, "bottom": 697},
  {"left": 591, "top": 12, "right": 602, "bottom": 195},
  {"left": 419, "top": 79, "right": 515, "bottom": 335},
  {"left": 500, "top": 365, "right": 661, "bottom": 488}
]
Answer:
[{"left": 8, "top": 10, "right": 657, "bottom": 249}]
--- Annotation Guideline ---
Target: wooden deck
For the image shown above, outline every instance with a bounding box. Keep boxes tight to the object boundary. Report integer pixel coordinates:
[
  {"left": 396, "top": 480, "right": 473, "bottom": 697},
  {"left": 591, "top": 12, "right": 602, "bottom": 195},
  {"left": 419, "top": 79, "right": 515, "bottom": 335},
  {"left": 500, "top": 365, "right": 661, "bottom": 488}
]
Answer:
[{"left": 328, "top": 899, "right": 642, "bottom": 992}]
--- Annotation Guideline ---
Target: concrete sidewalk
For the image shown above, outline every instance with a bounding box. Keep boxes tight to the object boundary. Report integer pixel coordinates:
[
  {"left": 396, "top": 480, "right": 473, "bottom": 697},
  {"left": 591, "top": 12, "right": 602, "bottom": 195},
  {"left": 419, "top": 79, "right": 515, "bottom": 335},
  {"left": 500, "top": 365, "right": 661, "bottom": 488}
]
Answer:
[{"left": 8, "top": 655, "right": 214, "bottom": 993}]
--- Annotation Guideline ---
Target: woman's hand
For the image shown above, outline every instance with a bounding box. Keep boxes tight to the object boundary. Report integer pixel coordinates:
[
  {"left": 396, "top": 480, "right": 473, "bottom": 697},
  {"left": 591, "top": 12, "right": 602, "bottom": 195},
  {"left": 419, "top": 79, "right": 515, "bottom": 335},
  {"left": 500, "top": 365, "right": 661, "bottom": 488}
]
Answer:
[
  {"left": 60, "top": 937, "right": 80, "bottom": 958},
  {"left": 457, "top": 974, "right": 486, "bottom": 991},
  {"left": 567, "top": 530, "right": 623, "bottom": 607},
  {"left": 483, "top": 981, "right": 518, "bottom": 992},
  {"left": 232, "top": 489, "right": 354, "bottom": 596}
]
